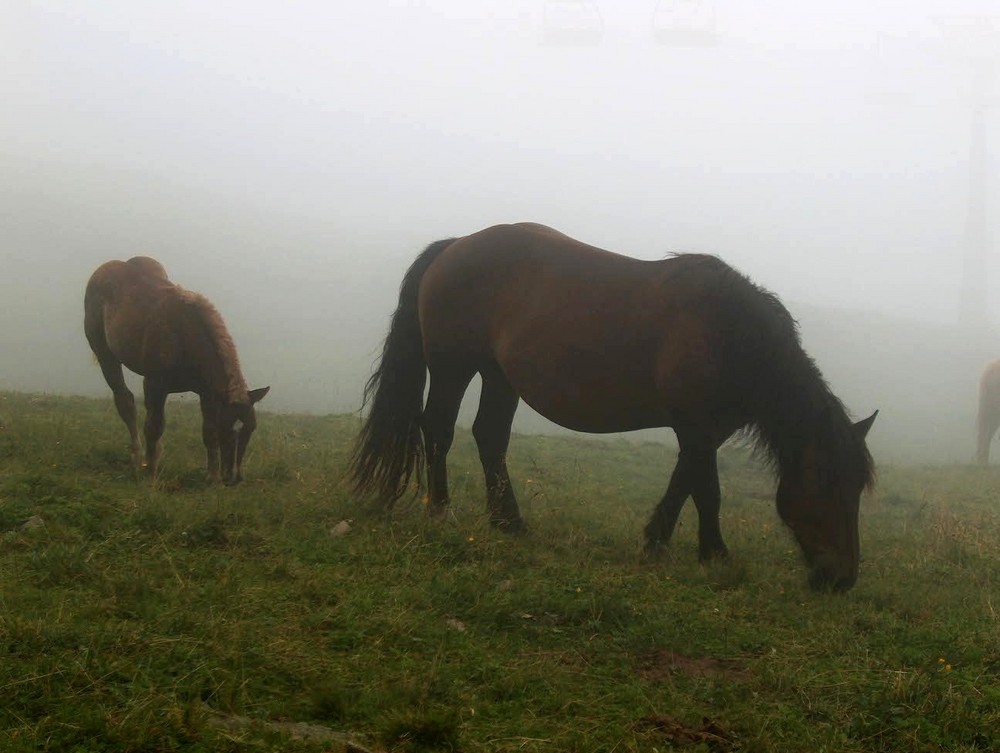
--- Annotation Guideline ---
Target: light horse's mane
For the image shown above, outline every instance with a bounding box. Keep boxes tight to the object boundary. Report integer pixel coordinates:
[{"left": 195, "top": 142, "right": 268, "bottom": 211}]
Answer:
[
  {"left": 178, "top": 288, "right": 249, "bottom": 404},
  {"left": 692, "top": 255, "right": 875, "bottom": 490}
]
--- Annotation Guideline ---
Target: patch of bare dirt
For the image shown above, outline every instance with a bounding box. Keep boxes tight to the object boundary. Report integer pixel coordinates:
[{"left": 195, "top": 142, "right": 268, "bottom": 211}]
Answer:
[
  {"left": 636, "top": 649, "right": 749, "bottom": 683},
  {"left": 636, "top": 714, "right": 737, "bottom": 751},
  {"left": 202, "top": 704, "right": 376, "bottom": 752}
]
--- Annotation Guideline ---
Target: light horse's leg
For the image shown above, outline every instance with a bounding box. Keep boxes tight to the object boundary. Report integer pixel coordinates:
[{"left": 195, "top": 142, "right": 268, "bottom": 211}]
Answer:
[
  {"left": 142, "top": 378, "right": 168, "bottom": 480},
  {"left": 421, "top": 359, "right": 476, "bottom": 519},
  {"left": 976, "top": 417, "right": 996, "bottom": 465},
  {"left": 472, "top": 361, "right": 525, "bottom": 532},
  {"left": 84, "top": 319, "right": 142, "bottom": 468},
  {"left": 644, "top": 431, "right": 728, "bottom": 561},
  {"left": 977, "top": 372, "right": 999, "bottom": 465},
  {"left": 199, "top": 393, "right": 222, "bottom": 483}
]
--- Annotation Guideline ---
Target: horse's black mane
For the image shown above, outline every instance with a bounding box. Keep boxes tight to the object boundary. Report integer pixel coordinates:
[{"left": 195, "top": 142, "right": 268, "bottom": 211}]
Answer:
[{"left": 674, "top": 253, "right": 875, "bottom": 489}]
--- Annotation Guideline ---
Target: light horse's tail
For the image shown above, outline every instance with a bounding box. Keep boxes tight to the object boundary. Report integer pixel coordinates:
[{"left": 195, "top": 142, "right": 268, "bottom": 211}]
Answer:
[{"left": 349, "top": 238, "right": 457, "bottom": 502}]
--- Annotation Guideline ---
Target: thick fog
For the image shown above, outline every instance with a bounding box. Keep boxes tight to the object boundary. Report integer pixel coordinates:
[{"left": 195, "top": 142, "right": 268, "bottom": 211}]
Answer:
[{"left": 2, "top": 1, "right": 998, "bottom": 463}]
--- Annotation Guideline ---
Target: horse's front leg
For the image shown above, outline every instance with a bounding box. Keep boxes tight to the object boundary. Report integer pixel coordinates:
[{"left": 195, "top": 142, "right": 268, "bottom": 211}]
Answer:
[
  {"left": 645, "top": 432, "right": 728, "bottom": 560},
  {"left": 644, "top": 449, "right": 695, "bottom": 556},
  {"left": 199, "top": 394, "right": 222, "bottom": 483},
  {"left": 142, "top": 379, "right": 168, "bottom": 481},
  {"left": 689, "top": 447, "right": 728, "bottom": 561}
]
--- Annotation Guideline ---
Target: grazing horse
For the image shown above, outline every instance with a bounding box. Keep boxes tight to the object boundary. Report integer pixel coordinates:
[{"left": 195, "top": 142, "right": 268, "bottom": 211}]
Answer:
[
  {"left": 84, "top": 257, "right": 269, "bottom": 483},
  {"left": 976, "top": 360, "right": 1000, "bottom": 464},
  {"left": 351, "top": 223, "right": 878, "bottom": 591}
]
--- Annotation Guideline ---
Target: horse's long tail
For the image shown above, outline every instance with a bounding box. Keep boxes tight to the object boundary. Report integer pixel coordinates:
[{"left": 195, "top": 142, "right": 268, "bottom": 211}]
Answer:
[{"left": 349, "top": 238, "right": 458, "bottom": 501}]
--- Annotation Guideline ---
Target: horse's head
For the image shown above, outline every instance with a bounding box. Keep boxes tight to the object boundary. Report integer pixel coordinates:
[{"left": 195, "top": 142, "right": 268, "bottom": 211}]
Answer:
[
  {"left": 775, "top": 410, "right": 877, "bottom": 592},
  {"left": 219, "top": 386, "right": 270, "bottom": 484}
]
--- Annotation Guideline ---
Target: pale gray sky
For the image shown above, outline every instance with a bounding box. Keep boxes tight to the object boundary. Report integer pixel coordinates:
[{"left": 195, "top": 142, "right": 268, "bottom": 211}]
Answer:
[{"left": 5, "top": 1, "right": 995, "bottom": 307}]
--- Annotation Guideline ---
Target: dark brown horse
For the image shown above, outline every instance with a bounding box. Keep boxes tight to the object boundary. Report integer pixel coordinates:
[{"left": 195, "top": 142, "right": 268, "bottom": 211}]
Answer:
[
  {"left": 84, "top": 257, "right": 269, "bottom": 483},
  {"left": 351, "top": 223, "right": 877, "bottom": 591},
  {"left": 976, "top": 359, "right": 1000, "bottom": 464}
]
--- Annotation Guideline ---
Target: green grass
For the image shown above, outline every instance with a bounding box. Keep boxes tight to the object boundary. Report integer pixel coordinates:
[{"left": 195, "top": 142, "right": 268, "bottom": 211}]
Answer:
[{"left": 1, "top": 390, "right": 999, "bottom": 752}]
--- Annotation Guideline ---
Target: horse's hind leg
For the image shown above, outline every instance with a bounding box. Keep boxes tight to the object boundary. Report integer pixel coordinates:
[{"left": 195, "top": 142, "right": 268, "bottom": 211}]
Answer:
[
  {"left": 976, "top": 420, "right": 994, "bottom": 465},
  {"left": 142, "top": 379, "right": 168, "bottom": 480},
  {"left": 977, "top": 409, "right": 999, "bottom": 465},
  {"left": 94, "top": 355, "right": 142, "bottom": 468},
  {"left": 85, "top": 309, "right": 142, "bottom": 468},
  {"left": 473, "top": 362, "right": 524, "bottom": 532},
  {"left": 421, "top": 359, "right": 476, "bottom": 518}
]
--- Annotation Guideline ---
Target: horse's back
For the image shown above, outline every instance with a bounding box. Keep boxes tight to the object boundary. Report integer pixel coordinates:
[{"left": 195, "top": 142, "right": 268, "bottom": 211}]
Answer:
[
  {"left": 418, "top": 223, "right": 654, "bottom": 351},
  {"left": 419, "top": 223, "right": 732, "bottom": 345},
  {"left": 86, "top": 257, "right": 169, "bottom": 302},
  {"left": 417, "top": 224, "right": 738, "bottom": 432},
  {"left": 125, "top": 256, "right": 168, "bottom": 280}
]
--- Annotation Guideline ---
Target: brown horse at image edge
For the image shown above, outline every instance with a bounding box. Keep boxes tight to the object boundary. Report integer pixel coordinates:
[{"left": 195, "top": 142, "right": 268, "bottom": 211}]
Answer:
[
  {"left": 84, "top": 256, "right": 269, "bottom": 484},
  {"left": 350, "top": 223, "right": 877, "bottom": 591}
]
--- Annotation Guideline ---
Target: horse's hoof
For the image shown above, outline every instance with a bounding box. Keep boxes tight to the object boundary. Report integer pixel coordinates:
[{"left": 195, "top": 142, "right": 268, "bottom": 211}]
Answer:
[
  {"left": 642, "top": 539, "right": 665, "bottom": 560},
  {"left": 491, "top": 517, "right": 527, "bottom": 535},
  {"left": 426, "top": 504, "right": 450, "bottom": 521},
  {"left": 698, "top": 546, "right": 730, "bottom": 564}
]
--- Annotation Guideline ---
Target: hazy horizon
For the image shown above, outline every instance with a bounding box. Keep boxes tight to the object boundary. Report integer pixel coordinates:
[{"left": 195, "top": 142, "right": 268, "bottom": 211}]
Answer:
[{"left": 3, "top": 0, "right": 998, "bottom": 463}]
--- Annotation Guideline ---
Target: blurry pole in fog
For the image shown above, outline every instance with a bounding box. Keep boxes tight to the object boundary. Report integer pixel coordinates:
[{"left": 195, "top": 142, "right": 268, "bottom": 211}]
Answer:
[
  {"left": 651, "top": 0, "right": 718, "bottom": 47},
  {"left": 959, "top": 70, "right": 993, "bottom": 336},
  {"left": 541, "top": 0, "right": 604, "bottom": 46},
  {"left": 878, "top": 15, "right": 999, "bottom": 337},
  {"left": 932, "top": 17, "right": 1000, "bottom": 338}
]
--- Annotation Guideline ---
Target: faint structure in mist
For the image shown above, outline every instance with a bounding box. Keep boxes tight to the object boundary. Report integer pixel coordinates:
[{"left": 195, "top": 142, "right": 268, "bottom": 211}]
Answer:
[
  {"left": 541, "top": 0, "right": 603, "bottom": 46},
  {"left": 935, "top": 16, "right": 1000, "bottom": 338},
  {"left": 651, "top": 0, "right": 717, "bottom": 47}
]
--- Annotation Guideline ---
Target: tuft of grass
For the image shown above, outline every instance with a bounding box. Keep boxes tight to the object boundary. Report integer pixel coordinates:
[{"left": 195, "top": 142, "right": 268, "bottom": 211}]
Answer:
[{"left": 381, "top": 709, "right": 463, "bottom": 753}]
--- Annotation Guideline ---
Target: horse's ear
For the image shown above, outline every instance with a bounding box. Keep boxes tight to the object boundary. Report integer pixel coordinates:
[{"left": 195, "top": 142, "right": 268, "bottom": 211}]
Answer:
[
  {"left": 853, "top": 410, "right": 878, "bottom": 439},
  {"left": 248, "top": 386, "right": 270, "bottom": 404}
]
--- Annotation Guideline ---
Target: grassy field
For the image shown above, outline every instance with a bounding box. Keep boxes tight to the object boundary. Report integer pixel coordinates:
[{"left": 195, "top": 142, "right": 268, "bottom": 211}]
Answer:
[{"left": 1, "top": 390, "right": 999, "bottom": 752}]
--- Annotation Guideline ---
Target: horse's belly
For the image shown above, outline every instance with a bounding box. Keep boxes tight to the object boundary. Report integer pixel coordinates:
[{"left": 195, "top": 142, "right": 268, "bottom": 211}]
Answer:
[
  {"left": 503, "top": 359, "right": 668, "bottom": 434},
  {"left": 103, "top": 317, "right": 147, "bottom": 376},
  {"left": 527, "top": 401, "right": 668, "bottom": 434}
]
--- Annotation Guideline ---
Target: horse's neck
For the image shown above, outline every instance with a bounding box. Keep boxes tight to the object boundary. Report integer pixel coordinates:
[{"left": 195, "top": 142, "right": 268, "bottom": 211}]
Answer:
[
  {"left": 754, "top": 365, "right": 840, "bottom": 467},
  {"left": 181, "top": 297, "right": 248, "bottom": 402}
]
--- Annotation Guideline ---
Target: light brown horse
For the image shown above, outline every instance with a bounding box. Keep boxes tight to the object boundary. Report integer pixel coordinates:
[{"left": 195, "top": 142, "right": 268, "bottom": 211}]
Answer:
[
  {"left": 976, "top": 359, "right": 1000, "bottom": 464},
  {"left": 351, "top": 223, "right": 877, "bottom": 591},
  {"left": 84, "top": 257, "right": 269, "bottom": 483}
]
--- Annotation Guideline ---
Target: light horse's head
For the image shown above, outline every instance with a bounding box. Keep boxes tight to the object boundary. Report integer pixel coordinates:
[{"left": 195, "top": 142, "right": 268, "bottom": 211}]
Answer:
[
  {"left": 775, "top": 410, "right": 877, "bottom": 592},
  {"left": 219, "top": 386, "right": 270, "bottom": 484}
]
